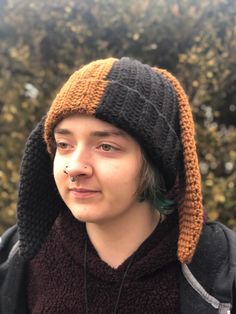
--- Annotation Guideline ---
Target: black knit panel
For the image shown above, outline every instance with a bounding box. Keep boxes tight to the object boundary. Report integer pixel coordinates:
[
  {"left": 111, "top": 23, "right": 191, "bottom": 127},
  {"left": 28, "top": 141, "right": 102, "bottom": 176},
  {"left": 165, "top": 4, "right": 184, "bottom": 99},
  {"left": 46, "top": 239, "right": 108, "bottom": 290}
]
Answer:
[
  {"left": 95, "top": 57, "right": 181, "bottom": 190},
  {"left": 17, "top": 118, "right": 66, "bottom": 259}
]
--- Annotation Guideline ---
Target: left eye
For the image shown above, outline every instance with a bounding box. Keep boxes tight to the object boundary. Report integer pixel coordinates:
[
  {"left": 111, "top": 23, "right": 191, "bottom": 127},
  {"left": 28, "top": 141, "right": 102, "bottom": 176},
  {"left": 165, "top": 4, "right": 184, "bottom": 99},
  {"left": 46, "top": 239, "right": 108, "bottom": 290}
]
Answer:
[
  {"left": 100, "top": 144, "right": 116, "bottom": 151},
  {"left": 56, "top": 142, "right": 70, "bottom": 149}
]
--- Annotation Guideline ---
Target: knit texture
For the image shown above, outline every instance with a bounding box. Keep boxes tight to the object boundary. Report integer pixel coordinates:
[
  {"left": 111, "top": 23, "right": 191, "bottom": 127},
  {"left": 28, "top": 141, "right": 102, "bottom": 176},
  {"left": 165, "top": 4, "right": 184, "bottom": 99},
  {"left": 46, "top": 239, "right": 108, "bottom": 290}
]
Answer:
[
  {"left": 43, "top": 57, "right": 203, "bottom": 263},
  {"left": 44, "top": 58, "right": 116, "bottom": 153},
  {"left": 27, "top": 209, "right": 180, "bottom": 313},
  {"left": 153, "top": 68, "right": 203, "bottom": 263},
  {"left": 17, "top": 118, "right": 66, "bottom": 259},
  {"left": 44, "top": 57, "right": 181, "bottom": 191},
  {"left": 16, "top": 57, "right": 204, "bottom": 263}
]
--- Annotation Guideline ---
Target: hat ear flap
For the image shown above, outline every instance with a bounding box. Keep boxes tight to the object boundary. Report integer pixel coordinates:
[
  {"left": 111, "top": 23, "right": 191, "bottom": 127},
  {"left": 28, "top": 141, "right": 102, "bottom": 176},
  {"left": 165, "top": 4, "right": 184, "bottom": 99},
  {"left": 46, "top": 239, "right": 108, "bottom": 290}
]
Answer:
[
  {"left": 17, "top": 117, "right": 65, "bottom": 259},
  {"left": 152, "top": 67, "right": 204, "bottom": 264}
]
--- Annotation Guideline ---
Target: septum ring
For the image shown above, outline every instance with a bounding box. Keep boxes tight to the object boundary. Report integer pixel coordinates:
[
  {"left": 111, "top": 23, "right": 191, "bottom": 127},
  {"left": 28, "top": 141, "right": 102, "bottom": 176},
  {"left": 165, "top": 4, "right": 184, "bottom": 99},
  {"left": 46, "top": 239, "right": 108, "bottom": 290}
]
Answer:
[{"left": 63, "top": 165, "right": 88, "bottom": 182}]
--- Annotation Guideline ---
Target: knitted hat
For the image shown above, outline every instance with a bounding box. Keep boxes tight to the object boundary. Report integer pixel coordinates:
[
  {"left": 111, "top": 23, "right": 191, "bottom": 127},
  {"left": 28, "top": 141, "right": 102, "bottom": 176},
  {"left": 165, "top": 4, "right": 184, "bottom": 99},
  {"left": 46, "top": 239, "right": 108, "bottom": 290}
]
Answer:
[{"left": 18, "top": 57, "right": 203, "bottom": 264}]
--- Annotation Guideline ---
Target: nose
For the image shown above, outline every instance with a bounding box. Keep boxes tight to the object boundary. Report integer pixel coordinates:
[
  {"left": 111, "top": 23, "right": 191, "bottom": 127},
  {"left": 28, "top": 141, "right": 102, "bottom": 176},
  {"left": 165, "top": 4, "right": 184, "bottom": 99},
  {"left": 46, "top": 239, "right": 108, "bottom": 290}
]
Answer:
[
  {"left": 65, "top": 163, "right": 92, "bottom": 180},
  {"left": 65, "top": 148, "right": 93, "bottom": 179}
]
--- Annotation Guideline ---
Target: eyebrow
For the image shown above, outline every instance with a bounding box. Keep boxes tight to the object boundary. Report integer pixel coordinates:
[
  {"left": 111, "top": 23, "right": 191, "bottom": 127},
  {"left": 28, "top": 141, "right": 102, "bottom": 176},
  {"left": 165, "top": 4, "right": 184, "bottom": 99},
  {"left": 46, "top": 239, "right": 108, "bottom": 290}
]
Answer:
[
  {"left": 54, "top": 128, "right": 73, "bottom": 135},
  {"left": 91, "top": 130, "right": 127, "bottom": 138},
  {"left": 54, "top": 128, "right": 127, "bottom": 139}
]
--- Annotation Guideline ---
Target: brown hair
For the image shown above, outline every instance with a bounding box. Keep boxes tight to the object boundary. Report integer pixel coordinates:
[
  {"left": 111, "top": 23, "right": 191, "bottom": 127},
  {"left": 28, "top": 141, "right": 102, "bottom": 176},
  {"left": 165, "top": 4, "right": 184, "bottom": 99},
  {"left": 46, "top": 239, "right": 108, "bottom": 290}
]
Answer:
[
  {"left": 136, "top": 151, "right": 177, "bottom": 214},
  {"left": 137, "top": 152, "right": 164, "bottom": 200}
]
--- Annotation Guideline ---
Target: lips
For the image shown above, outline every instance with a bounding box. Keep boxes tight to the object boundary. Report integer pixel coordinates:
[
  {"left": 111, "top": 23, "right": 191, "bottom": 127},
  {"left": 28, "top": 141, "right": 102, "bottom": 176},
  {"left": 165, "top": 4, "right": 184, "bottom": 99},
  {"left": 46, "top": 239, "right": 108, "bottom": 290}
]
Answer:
[{"left": 69, "top": 188, "right": 100, "bottom": 199}]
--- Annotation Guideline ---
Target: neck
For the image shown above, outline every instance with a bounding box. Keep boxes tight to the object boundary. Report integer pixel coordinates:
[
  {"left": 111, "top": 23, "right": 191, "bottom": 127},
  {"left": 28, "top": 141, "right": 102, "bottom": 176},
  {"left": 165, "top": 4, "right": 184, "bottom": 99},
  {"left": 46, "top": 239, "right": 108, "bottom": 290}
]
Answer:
[{"left": 86, "top": 202, "right": 160, "bottom": 269}]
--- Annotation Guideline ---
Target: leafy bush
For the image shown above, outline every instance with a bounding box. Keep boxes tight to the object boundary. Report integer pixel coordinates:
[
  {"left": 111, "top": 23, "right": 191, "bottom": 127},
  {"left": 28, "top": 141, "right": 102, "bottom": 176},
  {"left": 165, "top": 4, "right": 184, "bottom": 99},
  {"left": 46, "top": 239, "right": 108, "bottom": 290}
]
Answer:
[{"left": 0, "top": 0, "right": 235, "bottom": 233}]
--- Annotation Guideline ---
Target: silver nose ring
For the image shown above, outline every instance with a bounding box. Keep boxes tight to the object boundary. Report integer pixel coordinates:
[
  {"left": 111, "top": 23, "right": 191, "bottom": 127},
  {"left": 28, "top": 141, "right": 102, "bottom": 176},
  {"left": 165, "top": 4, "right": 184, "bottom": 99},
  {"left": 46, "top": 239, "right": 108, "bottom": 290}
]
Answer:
[
  {"left": 63, "top": 165, "right": 88, "bottom": 182},
  {"left": 70, "top": 176, "right": 77, "bottom": 182}
]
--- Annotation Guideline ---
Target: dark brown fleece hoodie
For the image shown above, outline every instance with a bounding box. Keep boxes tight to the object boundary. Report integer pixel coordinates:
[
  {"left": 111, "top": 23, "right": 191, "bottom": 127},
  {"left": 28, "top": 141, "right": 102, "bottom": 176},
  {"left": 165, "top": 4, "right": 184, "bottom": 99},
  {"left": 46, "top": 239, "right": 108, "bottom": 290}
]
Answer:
[{"left": 27, "top": 210, "right": 180, "bottom": 314}]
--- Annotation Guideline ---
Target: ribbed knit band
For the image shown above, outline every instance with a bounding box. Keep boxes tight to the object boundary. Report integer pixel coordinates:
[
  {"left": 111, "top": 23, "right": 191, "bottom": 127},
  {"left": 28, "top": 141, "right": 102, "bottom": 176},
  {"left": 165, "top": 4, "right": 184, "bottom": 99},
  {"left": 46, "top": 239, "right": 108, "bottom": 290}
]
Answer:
[
  {"left": 44, "top": 57, "right": 181, "bottom": 191},
  {"left": 17, "top": 57, "right": 203, "bottom": 263},
  {"left": 154, "top": 68, "right": 203, "bottom": 263}
]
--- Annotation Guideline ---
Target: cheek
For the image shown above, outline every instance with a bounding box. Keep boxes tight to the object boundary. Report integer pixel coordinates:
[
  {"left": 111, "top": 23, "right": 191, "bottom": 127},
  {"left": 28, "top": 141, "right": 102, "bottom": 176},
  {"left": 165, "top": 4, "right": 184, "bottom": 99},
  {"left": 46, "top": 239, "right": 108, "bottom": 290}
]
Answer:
[
  {"left": 53, "top": 156, "right": 65, "bottom": 189},
  {"left": 98, "top": 157, "right": 141, "bottom": 191}
]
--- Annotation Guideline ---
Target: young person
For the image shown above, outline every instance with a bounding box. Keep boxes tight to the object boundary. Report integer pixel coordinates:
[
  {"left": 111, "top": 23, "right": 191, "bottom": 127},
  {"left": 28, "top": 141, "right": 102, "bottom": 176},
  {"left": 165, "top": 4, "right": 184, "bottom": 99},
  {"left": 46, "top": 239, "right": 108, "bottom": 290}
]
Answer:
[{"left": 0, "top": 57, "right": 235, "bottom": 314}]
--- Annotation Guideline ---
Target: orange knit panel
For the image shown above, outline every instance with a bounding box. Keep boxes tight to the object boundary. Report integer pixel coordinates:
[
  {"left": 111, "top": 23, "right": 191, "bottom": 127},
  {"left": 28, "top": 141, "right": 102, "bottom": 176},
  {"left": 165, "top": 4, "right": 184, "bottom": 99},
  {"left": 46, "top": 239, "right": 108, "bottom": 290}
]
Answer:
[
  {"left": 153, "top": 67, "right": 203, "bottom": 264},
  {"left": 44, "top": 58, "right": 117, "bottom": 154}
]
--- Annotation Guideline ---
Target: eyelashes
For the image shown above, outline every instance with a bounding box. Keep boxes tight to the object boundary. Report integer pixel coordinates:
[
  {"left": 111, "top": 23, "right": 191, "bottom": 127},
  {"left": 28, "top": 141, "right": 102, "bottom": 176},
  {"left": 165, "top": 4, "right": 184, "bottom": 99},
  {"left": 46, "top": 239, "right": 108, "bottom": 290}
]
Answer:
[
  {"left": 98, "top": 144, "right": 119, "bottom": 152},
  {"left": 56, "top": 142, "right": 71, "bottom": 149},
  {"left": 54, "top": 141, "right": 120, "bottom": 153}
]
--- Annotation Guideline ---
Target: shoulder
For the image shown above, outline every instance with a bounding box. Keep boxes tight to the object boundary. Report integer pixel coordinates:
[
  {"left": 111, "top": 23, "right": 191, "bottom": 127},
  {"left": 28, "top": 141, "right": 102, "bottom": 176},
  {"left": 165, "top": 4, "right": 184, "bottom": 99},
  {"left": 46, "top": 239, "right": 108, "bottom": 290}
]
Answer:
[
  {"left": 0, "top": 226, "right": 28, "bottom": 314},
  {"left": 202, "top": 220, "right": 236, "bottom": 241},
  {"left": 0, "top": 225, "right": 19, "bottom": 265},
  {"left": 188, "top": 221, "right": 236, "bottom": 301},
  {"left": 180, "top": 221, "right": 236, "bottom": 312},
  {"left": 196, "top": 221, "right": 236, "bottom": 264},
  {"left": 191, "top": 221, "right": 236, "bottom": 278},
  {"left": 0, "top": 224, "right": 20, "bottom": 294}
]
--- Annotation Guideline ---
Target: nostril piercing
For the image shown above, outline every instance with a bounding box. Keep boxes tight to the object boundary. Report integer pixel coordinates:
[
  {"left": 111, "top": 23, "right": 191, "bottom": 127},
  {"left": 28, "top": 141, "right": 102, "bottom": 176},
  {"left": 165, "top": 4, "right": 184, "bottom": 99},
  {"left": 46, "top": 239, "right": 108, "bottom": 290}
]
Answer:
[
  {"left": 64, "top": 165, "right": 69, "bottom": 174},
  {"left": 70, "top": 176, "right": 77, "bottom": 182}
]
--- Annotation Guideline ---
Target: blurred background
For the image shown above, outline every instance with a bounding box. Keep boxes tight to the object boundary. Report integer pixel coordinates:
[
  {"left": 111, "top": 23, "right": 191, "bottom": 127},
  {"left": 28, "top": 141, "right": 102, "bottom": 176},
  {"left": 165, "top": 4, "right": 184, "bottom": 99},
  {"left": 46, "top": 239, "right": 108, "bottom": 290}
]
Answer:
[{"left": 0, "top": 0, "right": 235, "bottom": 234}]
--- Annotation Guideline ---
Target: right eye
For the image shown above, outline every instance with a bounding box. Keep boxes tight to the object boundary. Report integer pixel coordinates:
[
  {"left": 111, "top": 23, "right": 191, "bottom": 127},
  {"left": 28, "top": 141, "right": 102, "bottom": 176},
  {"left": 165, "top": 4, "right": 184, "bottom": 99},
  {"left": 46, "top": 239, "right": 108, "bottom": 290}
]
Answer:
[{"left": 56, "top": 142, "right": 71, "bottom": 149}]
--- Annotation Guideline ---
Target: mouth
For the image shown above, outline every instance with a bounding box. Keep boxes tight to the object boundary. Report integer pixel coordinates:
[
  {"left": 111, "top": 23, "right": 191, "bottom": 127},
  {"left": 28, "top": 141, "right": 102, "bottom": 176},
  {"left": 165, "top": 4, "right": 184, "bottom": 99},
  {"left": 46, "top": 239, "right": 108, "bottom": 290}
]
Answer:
[{"left": 69, "top": 188, "right": 100, "bottom": 199}]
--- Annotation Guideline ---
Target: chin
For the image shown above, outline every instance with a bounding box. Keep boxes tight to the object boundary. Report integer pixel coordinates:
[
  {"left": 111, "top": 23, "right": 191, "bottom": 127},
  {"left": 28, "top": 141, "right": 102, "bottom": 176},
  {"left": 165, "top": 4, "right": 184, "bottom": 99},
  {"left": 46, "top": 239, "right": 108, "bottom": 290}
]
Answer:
[{"left": 67, "top": 206, "right": 102, "bottom": 223}]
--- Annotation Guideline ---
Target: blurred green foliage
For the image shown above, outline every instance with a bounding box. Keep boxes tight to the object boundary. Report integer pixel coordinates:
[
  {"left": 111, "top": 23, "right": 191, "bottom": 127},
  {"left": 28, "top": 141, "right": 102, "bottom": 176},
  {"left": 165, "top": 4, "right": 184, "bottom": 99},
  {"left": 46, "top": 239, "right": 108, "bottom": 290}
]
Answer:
[{"left": 0, "top": 0, "right": 235, "bottom": 234}]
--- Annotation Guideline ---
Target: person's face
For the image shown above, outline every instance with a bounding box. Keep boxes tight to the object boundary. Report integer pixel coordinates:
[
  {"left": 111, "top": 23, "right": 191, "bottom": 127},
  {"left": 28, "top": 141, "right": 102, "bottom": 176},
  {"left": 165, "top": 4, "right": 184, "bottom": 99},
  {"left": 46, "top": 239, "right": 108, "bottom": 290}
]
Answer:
[{"left": 53, "top": 114, "right": 144, "bottom": 224}]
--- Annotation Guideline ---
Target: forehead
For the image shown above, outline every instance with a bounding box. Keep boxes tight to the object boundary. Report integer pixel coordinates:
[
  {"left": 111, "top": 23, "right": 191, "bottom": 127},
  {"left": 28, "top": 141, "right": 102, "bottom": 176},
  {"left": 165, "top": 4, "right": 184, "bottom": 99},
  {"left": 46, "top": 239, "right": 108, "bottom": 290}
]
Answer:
[{"left": 54, "top": 114, "right": 129, "bottom": 139}]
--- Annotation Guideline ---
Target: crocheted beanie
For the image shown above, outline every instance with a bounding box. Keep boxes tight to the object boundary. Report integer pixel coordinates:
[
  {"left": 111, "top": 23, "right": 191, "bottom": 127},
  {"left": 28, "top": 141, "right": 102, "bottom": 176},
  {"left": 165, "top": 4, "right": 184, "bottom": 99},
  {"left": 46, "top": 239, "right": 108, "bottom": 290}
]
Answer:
[{"left": 18, "top": 57, "right": 203, "bottom": 264}]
